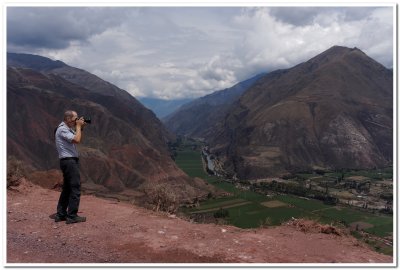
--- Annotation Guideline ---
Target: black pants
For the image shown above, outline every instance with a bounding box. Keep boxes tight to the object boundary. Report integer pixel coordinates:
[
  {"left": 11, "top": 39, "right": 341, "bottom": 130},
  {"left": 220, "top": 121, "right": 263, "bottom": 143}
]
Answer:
[{"left": 57, "top": 159, "right": 81, "bottom": 218}]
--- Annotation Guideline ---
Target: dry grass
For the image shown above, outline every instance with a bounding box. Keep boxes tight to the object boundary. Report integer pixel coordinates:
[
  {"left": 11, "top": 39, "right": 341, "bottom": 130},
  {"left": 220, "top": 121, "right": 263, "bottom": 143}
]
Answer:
[
  {"left": 285, "top": 218, "right": 346, "bottom": 236},
  {"left": 346, "top": 176, "right": 370, "bottom": 181},
  {"left": 261, "top": 200, "right": 288, "bottom": 208}
]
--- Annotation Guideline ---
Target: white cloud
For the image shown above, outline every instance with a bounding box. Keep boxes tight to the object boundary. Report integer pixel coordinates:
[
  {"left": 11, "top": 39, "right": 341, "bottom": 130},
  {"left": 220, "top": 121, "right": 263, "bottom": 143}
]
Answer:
[
  {"left": 7, "top": 6, "right": 393, "bottom": 100},
  {"left": 228, "top": 7, "right": 392, "bottom": 79}
]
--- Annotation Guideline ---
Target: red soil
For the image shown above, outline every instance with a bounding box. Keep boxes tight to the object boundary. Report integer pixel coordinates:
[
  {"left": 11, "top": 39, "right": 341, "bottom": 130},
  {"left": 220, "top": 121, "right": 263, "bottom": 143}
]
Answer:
[{"left": 7, "top": 180, "right": 393, "bottom": 264}]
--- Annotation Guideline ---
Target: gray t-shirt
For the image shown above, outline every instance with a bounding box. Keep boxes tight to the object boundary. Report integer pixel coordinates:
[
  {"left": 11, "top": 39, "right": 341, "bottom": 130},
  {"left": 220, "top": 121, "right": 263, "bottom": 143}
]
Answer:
[{"left": 55, "top": 122, "right": 78, "bottom": 159}]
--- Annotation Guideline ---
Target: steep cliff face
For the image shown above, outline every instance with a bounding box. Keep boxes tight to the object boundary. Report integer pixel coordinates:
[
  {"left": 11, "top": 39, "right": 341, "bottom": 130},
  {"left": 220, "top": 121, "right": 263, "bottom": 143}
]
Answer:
[
  {"left": 209, "top": 46, "right": 393, "bottom": 179},
  {"left": 7, "top": 54, "right": 211, "bottom": 201}
]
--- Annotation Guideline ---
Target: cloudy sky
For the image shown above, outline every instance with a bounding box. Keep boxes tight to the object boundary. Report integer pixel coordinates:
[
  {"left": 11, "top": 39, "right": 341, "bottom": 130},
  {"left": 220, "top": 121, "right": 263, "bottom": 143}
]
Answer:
[{"left": 7, "top": 6, "right": 394, "bottom": 100}]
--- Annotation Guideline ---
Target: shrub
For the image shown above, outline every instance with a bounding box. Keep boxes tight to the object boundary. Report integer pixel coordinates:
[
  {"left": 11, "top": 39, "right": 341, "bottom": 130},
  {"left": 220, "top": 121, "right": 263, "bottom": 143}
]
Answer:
[
  {"left": 7, "top": 156, "right": 27, "bottom": 188},
  {"left": 143, "top": 183, "right": 179, "bottom": 214}
]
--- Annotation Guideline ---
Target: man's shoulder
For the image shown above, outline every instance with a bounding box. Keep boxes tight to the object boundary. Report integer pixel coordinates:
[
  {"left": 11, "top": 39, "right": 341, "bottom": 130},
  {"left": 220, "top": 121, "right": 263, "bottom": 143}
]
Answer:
[
  {"left": 57, "top": 122, "right": 68, "bottom": 130},
  {"left": 56, "top": 122, "right": 71, "bottom": 135}
]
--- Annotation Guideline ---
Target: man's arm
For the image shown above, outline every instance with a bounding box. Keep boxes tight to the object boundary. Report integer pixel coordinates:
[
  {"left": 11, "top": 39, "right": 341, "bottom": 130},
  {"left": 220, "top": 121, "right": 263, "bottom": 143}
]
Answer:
[{"left": 72, "top": 118, "right": 85, "bottom": 144}]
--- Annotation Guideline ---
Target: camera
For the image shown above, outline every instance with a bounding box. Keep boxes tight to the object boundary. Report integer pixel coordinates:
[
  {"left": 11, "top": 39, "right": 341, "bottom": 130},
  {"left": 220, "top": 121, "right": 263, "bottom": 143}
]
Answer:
[
  {"left": 76, "top": 116, "right": 91, "bottom": 124},
  {"left": 83, "top": 117, "right": 91, "bottom": 124}
]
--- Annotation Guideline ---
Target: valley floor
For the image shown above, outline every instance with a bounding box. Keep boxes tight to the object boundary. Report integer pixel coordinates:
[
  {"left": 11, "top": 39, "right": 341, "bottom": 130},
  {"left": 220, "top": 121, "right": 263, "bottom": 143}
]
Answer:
[{"left": 6, "top": 180, "right": 392, "bottom": 264}]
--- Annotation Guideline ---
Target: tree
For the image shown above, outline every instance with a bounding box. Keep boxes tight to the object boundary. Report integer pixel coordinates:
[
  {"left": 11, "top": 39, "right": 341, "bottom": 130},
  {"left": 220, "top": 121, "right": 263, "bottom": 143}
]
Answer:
[
  {"left": 337, "top": 172, "right": 345, "bottom": 183},
  {"left": 214, "top": 208, "right": 229, "bottom": 218}
]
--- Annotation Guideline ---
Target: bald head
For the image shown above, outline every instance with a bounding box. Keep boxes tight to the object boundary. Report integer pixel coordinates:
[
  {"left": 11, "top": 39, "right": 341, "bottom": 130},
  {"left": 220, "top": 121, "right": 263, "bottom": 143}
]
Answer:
[{"left": 64, "top": 111, "right": 77, "bottom": 120}]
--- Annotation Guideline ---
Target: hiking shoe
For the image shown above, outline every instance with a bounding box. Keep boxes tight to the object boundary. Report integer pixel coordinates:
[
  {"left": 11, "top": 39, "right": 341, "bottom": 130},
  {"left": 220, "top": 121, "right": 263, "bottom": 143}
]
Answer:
[
  {"left": 54, "top": 215, "right": 67, "bottom": 222},
  {"left": 66, "top": 216, "right": 86, "bottom": 224}
]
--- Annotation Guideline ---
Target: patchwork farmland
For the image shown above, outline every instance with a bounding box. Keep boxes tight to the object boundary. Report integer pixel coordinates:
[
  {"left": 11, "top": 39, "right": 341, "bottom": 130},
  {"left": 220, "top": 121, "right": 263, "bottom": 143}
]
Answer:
[{"left": 174, "top": 143, "right": 393, "bottom": 255}]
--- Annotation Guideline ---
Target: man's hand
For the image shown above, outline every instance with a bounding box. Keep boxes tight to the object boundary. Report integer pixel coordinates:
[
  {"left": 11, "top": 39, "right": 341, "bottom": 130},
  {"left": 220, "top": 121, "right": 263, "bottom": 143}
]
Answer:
[{"left": 75, "top": 117, "right": 86, "bottom": 128}]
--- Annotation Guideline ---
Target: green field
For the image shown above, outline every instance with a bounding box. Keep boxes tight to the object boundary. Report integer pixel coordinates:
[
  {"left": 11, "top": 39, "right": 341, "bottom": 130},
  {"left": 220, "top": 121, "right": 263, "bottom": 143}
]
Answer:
[
  {"left": 175, "top": 149, "right": 257, "bottom": 196},
  {"left": 175, "top": 150, "right": 207, "bottom": 178},
  {"left": 298, "top": 167, "right": 393, "bottom": 181},
  {"left": 174, "top": 147, "right": 393, "bottom": 239}
]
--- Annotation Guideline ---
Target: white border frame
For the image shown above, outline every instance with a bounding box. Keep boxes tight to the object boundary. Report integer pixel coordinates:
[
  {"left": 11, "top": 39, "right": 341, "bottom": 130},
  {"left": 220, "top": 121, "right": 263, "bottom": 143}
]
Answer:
[{"left": 2, "top": 1, "right": 397, "bottom": 269}]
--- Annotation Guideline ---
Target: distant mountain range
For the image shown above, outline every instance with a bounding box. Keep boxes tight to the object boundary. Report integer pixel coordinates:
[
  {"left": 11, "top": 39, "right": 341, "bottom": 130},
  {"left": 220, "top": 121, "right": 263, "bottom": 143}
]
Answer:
[
  {"left": 163, "top": 73, "right": 265, "bottom": 138},
  {"left": 139, "top": 97, "right": 193, "bottom": 119},
  {"left": 7, "top": 52, "right": 212, "bottom": 202},
  {"left": 208, "top": 46, "right": 393, "bottom": 179}
]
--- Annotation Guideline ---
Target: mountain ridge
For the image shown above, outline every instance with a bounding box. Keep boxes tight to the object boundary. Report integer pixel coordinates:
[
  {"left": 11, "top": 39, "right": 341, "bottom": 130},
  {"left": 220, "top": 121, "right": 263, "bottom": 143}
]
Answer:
[
  {"left": 139, "top": 97, "right": 193, "bottom": 119},
  {"left": 163, "top": 72, "right": 265, "bottom": 138},
  {"left": 208, "top": 45, "right": 393, "bottom": 179}
]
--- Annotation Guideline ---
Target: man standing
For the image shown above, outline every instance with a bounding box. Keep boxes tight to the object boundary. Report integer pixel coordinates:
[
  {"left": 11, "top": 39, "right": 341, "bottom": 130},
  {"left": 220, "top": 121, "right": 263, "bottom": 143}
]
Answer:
[{"left": 54, "top": 110, "right": 86, "bottom": 224}]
